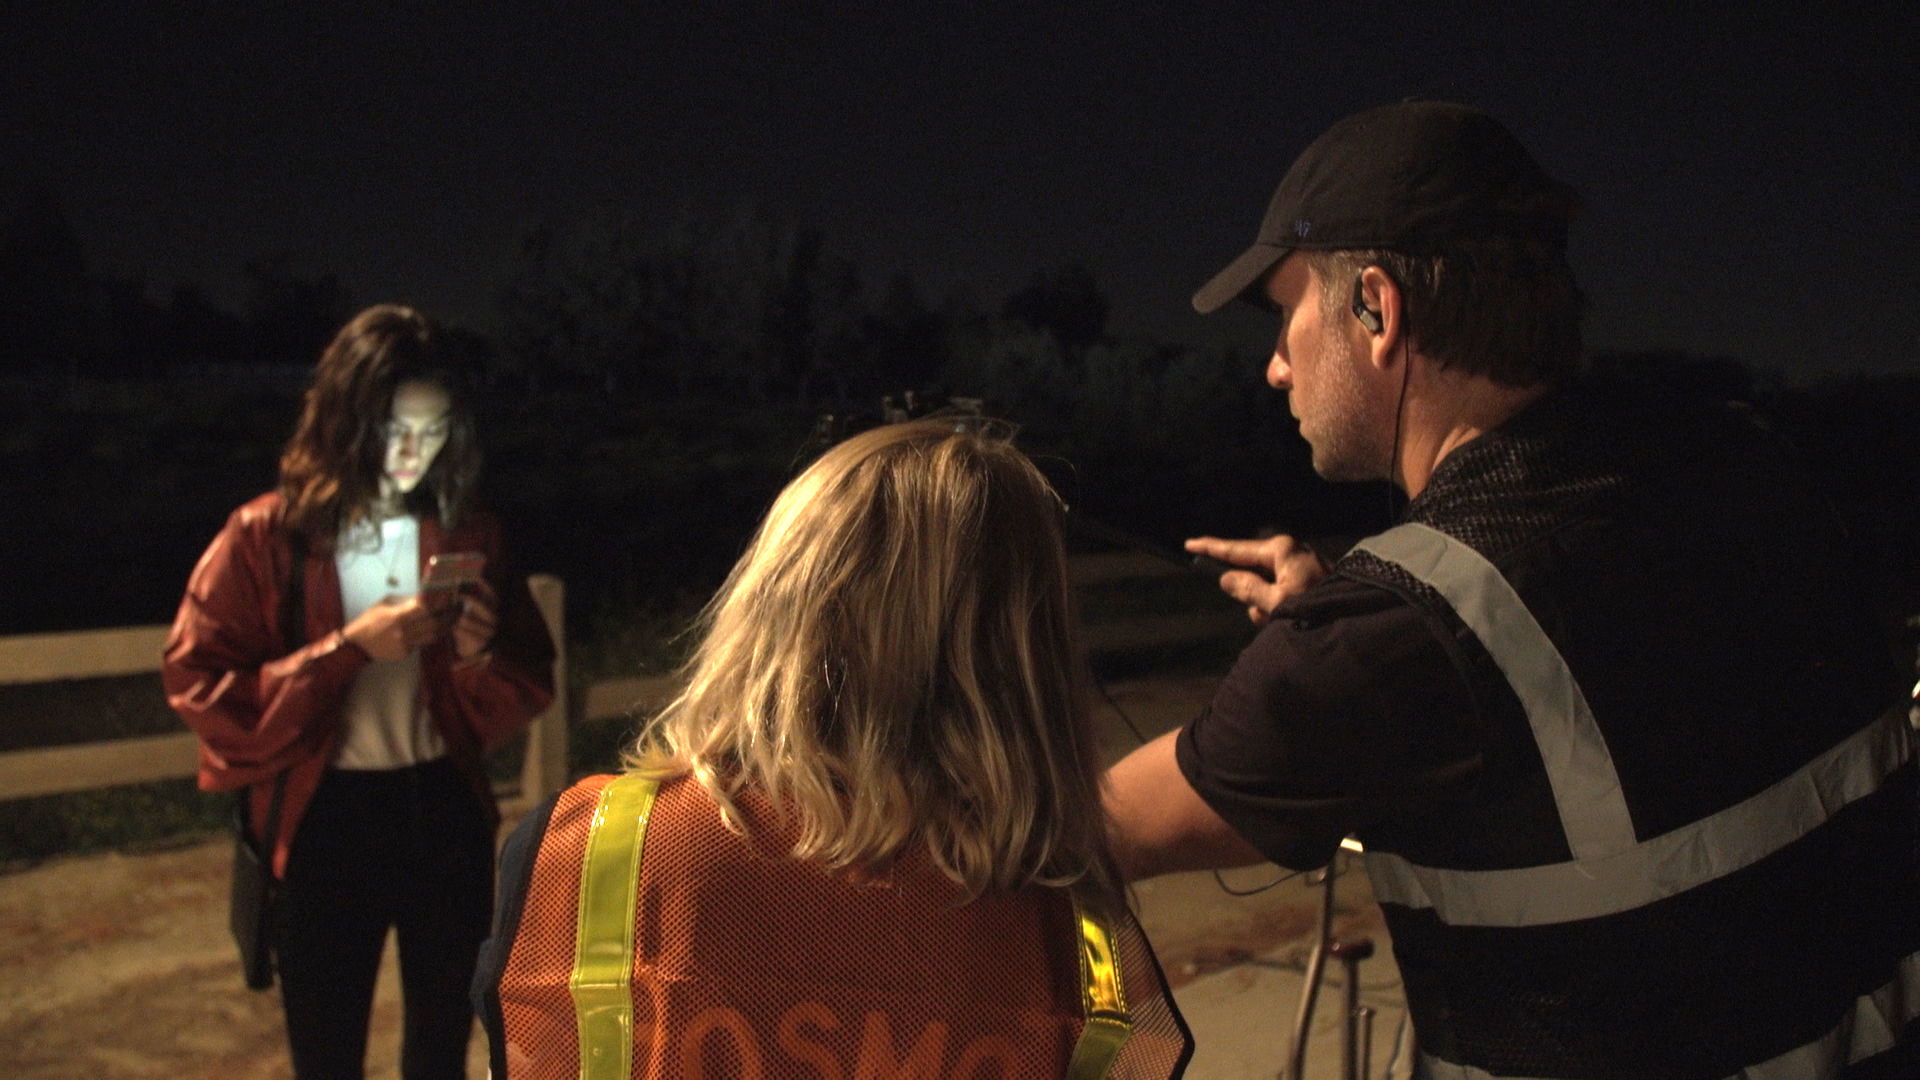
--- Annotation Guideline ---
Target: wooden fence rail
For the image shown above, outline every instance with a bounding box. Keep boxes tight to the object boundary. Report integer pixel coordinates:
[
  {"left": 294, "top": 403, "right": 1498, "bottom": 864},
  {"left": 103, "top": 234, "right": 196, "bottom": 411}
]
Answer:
[
  {"left": 0, "top": 575, "right": 679, "bottom": 813},
  {"left": 0, "top": 553, "right": 1238, "bottom": 809}
]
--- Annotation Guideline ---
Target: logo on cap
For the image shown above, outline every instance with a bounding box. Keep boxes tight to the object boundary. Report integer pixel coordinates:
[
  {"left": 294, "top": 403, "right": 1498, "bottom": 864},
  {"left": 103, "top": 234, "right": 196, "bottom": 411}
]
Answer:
[{"left": 1293, "top": 220, "right": 1312, "bottom": 238}]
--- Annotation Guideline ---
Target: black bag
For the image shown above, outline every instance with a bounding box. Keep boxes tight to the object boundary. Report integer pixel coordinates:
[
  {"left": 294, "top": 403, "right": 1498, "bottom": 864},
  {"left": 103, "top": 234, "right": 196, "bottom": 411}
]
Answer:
[
  {"left": 230, "top": 772, "right": 287, "bottom": 990},
  {"left": 227, "top": 527, "right": 303, "bottom": 990}
]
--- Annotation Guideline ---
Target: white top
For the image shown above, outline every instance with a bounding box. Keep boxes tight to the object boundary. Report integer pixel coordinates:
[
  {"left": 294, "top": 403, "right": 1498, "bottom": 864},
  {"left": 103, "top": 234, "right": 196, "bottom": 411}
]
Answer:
[{"left": 331, "top": 515, "right": 447, "bottom": 769}]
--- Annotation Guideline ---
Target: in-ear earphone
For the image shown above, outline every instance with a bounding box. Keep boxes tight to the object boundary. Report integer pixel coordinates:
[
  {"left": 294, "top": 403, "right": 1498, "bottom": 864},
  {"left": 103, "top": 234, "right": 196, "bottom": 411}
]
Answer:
[{"left": 1351, "top": 276, "right": 1383, "bottom": 334}]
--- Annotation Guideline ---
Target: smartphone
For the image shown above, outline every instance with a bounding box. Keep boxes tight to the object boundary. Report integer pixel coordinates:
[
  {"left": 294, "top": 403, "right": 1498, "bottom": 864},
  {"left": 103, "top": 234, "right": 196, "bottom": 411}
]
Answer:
[{"left": 421, "top": 551, "right": 485, "bottom": 602}]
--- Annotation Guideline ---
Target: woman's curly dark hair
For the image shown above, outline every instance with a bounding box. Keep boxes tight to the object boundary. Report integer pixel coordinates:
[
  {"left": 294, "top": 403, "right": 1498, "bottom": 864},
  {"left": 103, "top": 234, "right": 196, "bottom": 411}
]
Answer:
[{"left": 278, "top": 304, "right": 480, "bottom": 547}]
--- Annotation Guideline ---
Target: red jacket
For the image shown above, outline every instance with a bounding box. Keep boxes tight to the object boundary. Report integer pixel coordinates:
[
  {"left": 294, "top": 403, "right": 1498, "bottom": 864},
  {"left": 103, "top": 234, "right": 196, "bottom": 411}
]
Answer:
[{"left": 163, "top": 492, "right": 555, "bottom": 875}]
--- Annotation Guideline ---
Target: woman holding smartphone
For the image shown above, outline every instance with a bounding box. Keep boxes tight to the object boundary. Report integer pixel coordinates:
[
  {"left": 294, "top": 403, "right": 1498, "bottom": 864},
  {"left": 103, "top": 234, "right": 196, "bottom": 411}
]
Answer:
[{"left": 164, "top": 303, "right": 554, "bottom": 1079}]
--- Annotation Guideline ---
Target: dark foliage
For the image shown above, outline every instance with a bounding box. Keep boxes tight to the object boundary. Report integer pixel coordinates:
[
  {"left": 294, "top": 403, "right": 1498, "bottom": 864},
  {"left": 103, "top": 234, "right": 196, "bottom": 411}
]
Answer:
[{"left": 1, "top": 214, "right": 1912, "bottom": 648}]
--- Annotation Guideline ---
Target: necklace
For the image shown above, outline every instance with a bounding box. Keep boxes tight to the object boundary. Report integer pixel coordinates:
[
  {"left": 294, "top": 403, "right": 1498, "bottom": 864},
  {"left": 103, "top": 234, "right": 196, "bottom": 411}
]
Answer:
[
  {"left": 380, "top": 535, "right": 406, "bottom": 589},
  {"left": 353, "top": 517, "right": 408, "bottom": 590}
]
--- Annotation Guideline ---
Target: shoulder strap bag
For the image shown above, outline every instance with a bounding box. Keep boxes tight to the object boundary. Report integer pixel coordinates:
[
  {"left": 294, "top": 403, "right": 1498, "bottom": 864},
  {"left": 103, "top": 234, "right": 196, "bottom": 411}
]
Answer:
[{"left": 228, "top": 527, "right": 304, "bottom": 991}]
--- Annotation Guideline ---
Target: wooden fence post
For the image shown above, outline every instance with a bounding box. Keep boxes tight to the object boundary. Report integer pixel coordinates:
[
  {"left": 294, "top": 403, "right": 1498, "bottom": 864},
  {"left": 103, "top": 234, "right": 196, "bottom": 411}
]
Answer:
[{"left": 523, "top": 574, "right": 569, "bottom": 809}]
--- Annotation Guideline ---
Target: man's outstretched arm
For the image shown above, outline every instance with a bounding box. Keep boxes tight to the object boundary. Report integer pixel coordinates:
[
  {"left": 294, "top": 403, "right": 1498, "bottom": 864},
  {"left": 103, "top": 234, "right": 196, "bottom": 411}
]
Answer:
[{"left": 1103, "top": 729, "right": 1267, "bottom": 882}]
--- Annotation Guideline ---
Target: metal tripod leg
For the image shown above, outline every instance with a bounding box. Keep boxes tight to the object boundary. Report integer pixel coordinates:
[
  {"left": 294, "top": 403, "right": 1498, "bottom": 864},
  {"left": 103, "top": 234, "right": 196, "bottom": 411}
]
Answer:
[
  {"left": 1282, "top": 847, "right": 1376, "bottom": 1080},
  {"left": 1329, "top": 937, "right": 1376, "bottom": 1080},
  {"left": 1283, "top": 857, "right": 1338, "bottom": 1080}
]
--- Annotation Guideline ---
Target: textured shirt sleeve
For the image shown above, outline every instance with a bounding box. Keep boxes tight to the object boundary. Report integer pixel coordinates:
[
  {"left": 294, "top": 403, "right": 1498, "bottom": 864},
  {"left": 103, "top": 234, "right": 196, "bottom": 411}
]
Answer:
[{"left": 1175, "top": 572, "right": 1482, "bottom": 869}]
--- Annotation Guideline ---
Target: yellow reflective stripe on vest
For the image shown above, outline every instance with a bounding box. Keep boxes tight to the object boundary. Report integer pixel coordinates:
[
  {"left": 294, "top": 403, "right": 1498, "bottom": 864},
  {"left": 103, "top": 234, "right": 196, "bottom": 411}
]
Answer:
[
  {"left": 1353, "top": 523, "right": 1636, "bottom": 860},
  {"left": 570, "top": 774, "right": 658, "bottom": 1080},
  {"left": 1066, "top": 890, "right": 1133, "bottom": 1080},
  {"left": 568, "top": 777, "right": 1132, "bottom": 1080}
]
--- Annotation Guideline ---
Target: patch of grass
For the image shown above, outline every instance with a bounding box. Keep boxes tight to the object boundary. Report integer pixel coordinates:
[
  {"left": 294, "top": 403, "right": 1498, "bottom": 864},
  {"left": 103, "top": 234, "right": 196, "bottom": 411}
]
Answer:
[
  {"left": 0, "top": 779, "right": 229, "bottom": 872},
  {"left": 0, "top": 675, "right": 179, "bottom": 752}
]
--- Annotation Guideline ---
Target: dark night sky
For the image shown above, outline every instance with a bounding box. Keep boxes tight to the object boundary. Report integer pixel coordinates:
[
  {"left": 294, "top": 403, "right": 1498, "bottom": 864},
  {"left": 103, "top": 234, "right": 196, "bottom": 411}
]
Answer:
[{"left": 5, "top": 3, "right": 1915, "bottom": 381}]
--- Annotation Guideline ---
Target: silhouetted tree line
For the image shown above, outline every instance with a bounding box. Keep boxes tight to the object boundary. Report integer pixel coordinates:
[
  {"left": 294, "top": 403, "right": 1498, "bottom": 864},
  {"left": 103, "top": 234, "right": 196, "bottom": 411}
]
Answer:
[
  {"left": 3, "top": 190, "right": 1915, "bottom": 648},
  {"left": 481, "top": 206, "right": 1332, "bottom": 616},
  {"left": 0, "top": 187, "right": 356, "bottom": 379}
]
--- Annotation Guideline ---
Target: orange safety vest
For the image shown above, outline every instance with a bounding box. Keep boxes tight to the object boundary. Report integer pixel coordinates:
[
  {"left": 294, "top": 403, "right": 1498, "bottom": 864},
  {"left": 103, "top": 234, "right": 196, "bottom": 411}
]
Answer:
[{"left": 475, "top": 774, "right": 1192, "bottom": 1080}]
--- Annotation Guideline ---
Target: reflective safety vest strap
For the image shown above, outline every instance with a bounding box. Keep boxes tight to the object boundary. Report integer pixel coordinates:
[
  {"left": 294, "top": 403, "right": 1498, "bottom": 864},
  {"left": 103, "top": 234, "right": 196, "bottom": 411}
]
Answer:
[
  {"left": 571, "top": 773, "right": 659, "bottom": 1080},
  {"left": 1352, "top": 522, "right": 1636, "bottom": 860},
  {"left": 566, "top": 774, "right": 1135, "bottom": 1080},
  {"left": 1362, "top": 703, "right": 1916, "bottom": 926},
  {"left": 1066, "top": 890, "right": 1133, "bottom": 1080}
]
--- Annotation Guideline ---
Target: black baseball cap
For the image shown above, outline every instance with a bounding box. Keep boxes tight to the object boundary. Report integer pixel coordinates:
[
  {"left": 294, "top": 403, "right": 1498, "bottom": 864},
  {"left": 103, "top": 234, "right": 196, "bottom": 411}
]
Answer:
[{"left": 1192, "top": 101, "right": 1578, "bottom": 314}]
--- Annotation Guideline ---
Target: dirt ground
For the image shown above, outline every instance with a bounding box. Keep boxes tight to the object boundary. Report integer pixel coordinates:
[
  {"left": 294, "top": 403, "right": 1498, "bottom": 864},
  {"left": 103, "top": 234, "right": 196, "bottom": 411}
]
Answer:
[
  {"left": 0, "top": 672, "right": 1392, "bottom": 1079},
  {"left": 0, "top": 833, "right": 406, "bottom": 1080}
]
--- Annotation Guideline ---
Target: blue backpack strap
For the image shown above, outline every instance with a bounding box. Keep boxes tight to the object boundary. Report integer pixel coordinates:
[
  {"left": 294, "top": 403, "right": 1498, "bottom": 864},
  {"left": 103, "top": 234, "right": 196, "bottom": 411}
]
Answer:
[{"left": 472, "top": 787, "right": 564, "bottom": 1080}]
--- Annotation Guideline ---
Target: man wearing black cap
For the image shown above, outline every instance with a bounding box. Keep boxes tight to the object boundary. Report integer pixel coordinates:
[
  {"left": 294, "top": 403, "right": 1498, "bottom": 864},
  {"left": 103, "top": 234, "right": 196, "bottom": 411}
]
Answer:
[{"left": 1103, "top": 101, "right": 1919, "bottom": 1079}]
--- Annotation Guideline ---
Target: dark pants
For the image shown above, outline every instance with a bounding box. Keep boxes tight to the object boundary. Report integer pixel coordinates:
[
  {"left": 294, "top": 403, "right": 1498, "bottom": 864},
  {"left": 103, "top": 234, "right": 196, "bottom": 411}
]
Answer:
[{"left": 276, "top": 758, "right": 494, "bottom": 1080}]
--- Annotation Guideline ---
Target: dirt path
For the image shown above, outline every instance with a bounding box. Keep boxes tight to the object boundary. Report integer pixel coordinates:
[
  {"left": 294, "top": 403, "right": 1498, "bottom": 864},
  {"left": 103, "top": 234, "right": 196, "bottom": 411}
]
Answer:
[
  {"left": 0, "top": 833, "right": 487, "bottom": 1079},
  {"left": 0, "top": 671, "right": 1386, "bottom": 1079}
]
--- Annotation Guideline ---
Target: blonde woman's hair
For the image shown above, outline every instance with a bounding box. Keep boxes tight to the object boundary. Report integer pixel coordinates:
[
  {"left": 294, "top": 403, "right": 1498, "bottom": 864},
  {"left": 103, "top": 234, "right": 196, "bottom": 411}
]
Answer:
[{"left": 627, "top": 419, "right": 1112, "bottom": 900}]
